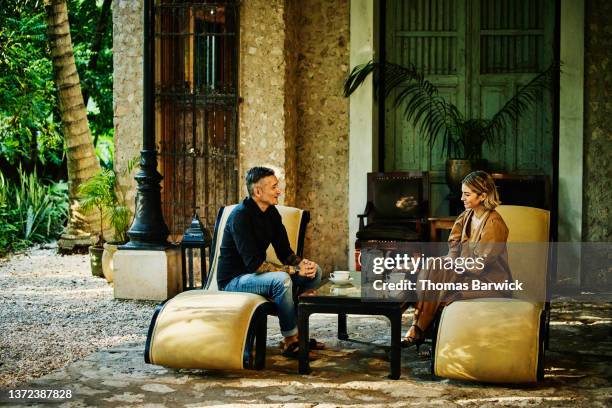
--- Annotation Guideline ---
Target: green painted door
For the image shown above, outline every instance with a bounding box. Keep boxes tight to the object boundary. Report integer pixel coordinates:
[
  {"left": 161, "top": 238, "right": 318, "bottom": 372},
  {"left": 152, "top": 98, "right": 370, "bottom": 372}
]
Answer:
[{"left": 385, "top": 0, "right": 555, "bottom": 215}]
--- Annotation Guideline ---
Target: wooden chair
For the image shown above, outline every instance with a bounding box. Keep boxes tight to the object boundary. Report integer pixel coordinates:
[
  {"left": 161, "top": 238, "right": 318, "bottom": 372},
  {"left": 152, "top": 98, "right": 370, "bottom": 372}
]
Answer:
[
  {"left": 492, "top": 173, "right": 551, "bottom": 210},
  {"left": 355, "top": 172, "right": 429, "bottom": 269},
  {"left": 145, "top": 205, "right": 309, "bottom": 370}
]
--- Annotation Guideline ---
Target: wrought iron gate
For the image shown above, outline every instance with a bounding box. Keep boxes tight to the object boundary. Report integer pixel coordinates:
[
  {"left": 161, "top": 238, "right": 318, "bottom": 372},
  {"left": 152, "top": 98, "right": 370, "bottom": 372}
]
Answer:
[{"left": 154, "top": 0, "right": 239, "bottom": 238}]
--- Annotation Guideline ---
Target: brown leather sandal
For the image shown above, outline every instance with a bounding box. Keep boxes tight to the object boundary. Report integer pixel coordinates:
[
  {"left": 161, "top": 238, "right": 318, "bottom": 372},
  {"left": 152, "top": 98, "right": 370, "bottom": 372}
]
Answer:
[
  {"left": 281, "top": 341, "right": 301, "bottom": 358},
  {"left": 401, "top": 324, "right": 425, "bottom": 351},
  {"left": 279, "top": 338, "right": 325, "bottom": 350},
  {"left": 281, "top": 341, "right": 317, "bottom": 359}
]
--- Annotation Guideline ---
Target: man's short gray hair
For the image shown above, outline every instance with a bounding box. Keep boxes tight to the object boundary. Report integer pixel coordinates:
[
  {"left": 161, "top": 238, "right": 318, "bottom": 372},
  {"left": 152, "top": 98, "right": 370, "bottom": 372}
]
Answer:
[{"left": 246, "top": 167, "right": 275, "bottom": 196}]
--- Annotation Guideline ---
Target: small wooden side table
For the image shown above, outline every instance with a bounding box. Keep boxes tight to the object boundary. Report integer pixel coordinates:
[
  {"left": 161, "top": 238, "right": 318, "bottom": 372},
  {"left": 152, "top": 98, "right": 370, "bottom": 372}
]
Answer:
[{"left": 428, "top": 216, "right": 457, "bottom": 242}]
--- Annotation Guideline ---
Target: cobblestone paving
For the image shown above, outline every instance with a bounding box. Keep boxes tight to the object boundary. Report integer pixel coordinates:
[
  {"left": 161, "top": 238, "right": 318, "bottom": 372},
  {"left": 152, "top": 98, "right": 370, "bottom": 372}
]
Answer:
[
  {"left": 0, "top": 248, "right": 611, "bottom": 407},
  {"left": 2, "top": 307, "right": 611, "bottom": 407}
]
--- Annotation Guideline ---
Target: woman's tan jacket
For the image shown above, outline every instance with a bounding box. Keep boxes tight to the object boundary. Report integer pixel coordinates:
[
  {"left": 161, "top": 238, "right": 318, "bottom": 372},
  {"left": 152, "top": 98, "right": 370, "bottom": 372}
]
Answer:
[{"left": 447, "top": 208, "right": 512, "bottom": 285}]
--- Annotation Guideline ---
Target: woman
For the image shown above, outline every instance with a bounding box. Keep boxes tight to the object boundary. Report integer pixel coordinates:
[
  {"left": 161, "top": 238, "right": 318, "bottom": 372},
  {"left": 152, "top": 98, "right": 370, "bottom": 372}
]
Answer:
[{"left": 402, "top": 170, "right": 512, "bottom": 348}]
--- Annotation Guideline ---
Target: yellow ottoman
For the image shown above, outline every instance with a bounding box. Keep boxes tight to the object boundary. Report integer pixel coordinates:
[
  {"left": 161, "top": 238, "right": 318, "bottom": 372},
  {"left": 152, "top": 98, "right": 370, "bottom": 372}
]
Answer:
[
  {"left": 433, "top": 298, "right": 545, "bottom": 383},
  {"left": 144, "top": 204, "right": 309, "bottom": 371},
  {"left": 145, "top": 290, "right": 273, "bottom": 370}
]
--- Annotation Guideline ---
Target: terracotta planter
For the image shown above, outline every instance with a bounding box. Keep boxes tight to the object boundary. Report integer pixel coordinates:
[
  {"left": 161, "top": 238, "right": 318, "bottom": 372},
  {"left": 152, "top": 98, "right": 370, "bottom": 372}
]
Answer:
[
  {"left": 89, "top": 246, "right": 105, "bottom": 278},
  {"left": 102, "top": 242, "right": 119, "bottom": 283}
]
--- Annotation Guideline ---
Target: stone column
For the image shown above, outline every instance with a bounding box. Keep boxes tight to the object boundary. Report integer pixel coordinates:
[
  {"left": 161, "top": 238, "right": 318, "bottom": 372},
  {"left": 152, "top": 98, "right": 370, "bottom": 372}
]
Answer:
[
  {"left": 238, "top": 0, "right": 298, "bottom": 205},
  {"left": 113, "top": 0, "right": 143, "bottom": 217},
  {"left": 295, "top": 0, "right": 350, "bottom": 273},
  {"left": 113, "top": 0, "right": 178, "bottom": 301}
]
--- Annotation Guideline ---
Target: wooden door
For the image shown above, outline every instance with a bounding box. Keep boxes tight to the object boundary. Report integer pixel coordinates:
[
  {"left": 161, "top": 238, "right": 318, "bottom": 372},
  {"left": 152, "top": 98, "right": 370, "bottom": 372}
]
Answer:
[
  {"left": 155, "top": 1, "right": 240, "bottom": 238},
  {"left": 385, "top": 0, "right": 555, "bottom": 215}
]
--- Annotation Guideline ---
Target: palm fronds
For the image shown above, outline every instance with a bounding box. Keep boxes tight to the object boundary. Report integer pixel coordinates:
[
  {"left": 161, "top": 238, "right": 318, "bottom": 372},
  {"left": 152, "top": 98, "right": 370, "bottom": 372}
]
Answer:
[
  {"left": 344, "top": 60, "right": 558, "bottom": 160},
  {"left": 78, "top": 169, "right": 116, "bottom": 245},
  {"left": 108, "top": 204, "right": 129, "bottom": 244},
  {"left": 485, "top": 63, "right": 558, "bottom": 142},
  {"left": 345, "top": 61, "right": 461, "bottom": 157},
  {"left": 77, "top": 158, "right": 138, "bottom": 245}
]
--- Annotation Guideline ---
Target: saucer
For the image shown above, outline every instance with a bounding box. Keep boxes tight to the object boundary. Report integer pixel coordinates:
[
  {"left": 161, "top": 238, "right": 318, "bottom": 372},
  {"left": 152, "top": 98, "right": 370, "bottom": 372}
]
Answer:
[{"left": 329, "top": 276, "right": 353, "bottom": 286}]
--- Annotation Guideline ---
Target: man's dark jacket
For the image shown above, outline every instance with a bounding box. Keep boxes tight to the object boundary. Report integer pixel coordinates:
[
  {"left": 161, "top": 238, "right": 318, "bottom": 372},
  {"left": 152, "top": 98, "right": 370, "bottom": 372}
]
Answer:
[{"left": 217, "top": 197, "right": 295, "bottom": 289}]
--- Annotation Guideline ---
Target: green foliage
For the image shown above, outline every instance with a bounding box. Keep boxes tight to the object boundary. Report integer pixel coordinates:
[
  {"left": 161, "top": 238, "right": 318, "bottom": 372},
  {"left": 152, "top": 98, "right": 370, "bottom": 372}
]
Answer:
[
  {"left": 0, "top": 0, "right": 115, "bottom": 255},
  {"left": 96, "top": 131, "right": 114, "bottom": 170},
  {"left": 78, "top": 156, "right": 137, "bottom": 245},
  {"left": 0, "top": 168, "right": 69, "bottom": 256},
  {"left": 0, "top": 3, "right": 64, "bottom": 170},
  {"left": 110, "top": 205, "right": 130, "bottom": 244},
  {"left": 344, "top": 61, "right": 558, "bottom": 160},
  {"left": 0, "top": 0, "right": 114, "bottom": 177},
  {"left": 68, "top": 0, "right": 113, "bottom": 143},
  {"left": 78, "top": 169, "right": 114, "bottom": 245}
]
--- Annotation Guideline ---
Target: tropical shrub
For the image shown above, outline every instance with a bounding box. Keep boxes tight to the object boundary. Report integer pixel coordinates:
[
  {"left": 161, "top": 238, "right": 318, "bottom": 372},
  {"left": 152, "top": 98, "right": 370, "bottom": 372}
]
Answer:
[
  {"left": 0, "top": 0, "right": 114, "bottom": 178},
  {"left": 0, "top": 5, "right": 64, "bottom": 173},
  {"left": 0, "top": 168, "right": 69, "bottom": 256}
]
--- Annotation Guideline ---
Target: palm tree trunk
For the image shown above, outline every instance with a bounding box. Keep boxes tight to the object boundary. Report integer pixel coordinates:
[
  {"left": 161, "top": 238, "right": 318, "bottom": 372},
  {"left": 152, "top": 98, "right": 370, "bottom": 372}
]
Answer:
[{"left": 45, "top": 0, "right": 101, "bottom": 251}]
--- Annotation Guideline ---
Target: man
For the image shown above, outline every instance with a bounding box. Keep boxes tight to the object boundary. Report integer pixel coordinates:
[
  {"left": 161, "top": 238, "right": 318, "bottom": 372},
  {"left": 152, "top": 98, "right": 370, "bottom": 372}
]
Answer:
[{"left": 217, "top": 166, "right": 322, "bottom": 357}]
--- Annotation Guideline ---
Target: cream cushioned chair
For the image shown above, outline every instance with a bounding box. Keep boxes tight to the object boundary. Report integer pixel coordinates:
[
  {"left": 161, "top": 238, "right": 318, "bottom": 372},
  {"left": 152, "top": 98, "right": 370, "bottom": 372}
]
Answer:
[
  {"left": 433, "top": 205, "right": 550, "bottom": 383},
  {"left": 145, "top": 204, "right": 310, "bottom": 370}
]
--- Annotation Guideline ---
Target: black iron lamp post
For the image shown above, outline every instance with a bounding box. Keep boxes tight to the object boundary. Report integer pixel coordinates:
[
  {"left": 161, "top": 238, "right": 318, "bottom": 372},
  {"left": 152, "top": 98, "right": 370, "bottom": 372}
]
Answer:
[
  {"left": 122, "top": 0, "right": 170, "bottom": 249},
  {"left": 181, "top": 211, "right": 211, "bottom": 290}
]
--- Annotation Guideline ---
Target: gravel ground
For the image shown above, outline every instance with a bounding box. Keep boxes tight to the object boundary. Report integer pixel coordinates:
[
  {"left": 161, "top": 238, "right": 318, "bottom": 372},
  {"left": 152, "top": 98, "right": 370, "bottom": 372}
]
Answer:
[{"left": 0, "top": 245, "right": 158, "bottom": 389}]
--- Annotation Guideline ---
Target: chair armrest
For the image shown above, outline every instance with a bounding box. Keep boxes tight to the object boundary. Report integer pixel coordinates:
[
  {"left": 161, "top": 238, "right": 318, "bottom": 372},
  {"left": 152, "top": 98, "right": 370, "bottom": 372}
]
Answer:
[
  {"left": 357, "top": 201, "right": 373, "bottom": 217},
  {"left": 357, "top": 202, "right": 374, "bottom": 230}
]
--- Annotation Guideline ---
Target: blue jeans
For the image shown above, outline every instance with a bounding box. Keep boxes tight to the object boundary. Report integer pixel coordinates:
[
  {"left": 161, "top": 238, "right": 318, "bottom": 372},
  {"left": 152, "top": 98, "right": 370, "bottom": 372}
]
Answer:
[{"left": 223, "top": 266, "right": 322, "bottom": 337}]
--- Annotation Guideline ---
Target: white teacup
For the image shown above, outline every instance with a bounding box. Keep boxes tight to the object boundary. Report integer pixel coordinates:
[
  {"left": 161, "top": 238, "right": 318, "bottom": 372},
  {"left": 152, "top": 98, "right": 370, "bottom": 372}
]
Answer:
[{"left": 331, "top": 271, "right": 350, "bottom": 281}]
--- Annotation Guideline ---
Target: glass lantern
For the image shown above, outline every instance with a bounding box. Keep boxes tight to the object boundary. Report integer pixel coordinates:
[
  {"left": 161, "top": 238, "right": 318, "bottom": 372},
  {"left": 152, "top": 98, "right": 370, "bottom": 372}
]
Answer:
[{"left": 180, "top": 211, "right": 211, "bottom": 290}]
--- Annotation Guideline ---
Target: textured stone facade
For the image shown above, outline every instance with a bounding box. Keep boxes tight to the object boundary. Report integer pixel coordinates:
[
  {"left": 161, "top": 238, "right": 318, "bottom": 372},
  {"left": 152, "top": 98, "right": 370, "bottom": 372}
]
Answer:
[
  {"left": 237, "top": 0, "right": 349, "bottom": 271},
  {"left": 112, "top": 0, "right": 143, "bottom": 216},
  {"left": 238, "top": 0, "right": 297, "bottom": 203},
  {"left": 283, "top": 0, "right": 300, "bottom": 206},
  {"left": 295, "top": 0, "right": 350, "bottom": 272},
  {"left": 583, "top": 0, "right": 612, "bottom": 288},
  {"left": 113, "top": 0, "right": 350, "bottom": 272},
  {"left": 584, "top": 0, "right": 612, "bottom": 242}
]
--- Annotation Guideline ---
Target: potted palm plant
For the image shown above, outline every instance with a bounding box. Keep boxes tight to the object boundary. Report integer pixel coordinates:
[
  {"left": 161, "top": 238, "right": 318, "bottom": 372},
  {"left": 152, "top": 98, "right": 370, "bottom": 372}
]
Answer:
[
  {"left": 78, "top": 169, "right": 114, "bottom": 277},
  {"left": 343, "top": 61, "right": 557, "bottom": 191},
  {"left": 78, "top": 158, "right": 135, "bottom": 280}
]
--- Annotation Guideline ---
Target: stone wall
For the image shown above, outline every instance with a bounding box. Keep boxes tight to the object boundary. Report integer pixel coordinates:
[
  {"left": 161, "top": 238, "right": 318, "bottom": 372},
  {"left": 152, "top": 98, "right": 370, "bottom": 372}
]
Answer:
[
  {"left": 295, "top": 0, "right": 350, "bottom": 272},
  {"left": 583, "top": 0, "right": 612, "bottom": 287},
  {"left": 283, "top": 0, "right": 300, "bottom": 206},
  {"left": 112, "top": 0, "right": 143, "bottom": 216},
  {"left": 238, "top": 0, "right": 296, "bottom": 203},
  {"left": 113, "top": 0, "right": 350, "bottom": 272},
  {"left": 237, "top": 0, "right": 350, "bottom": 272}
]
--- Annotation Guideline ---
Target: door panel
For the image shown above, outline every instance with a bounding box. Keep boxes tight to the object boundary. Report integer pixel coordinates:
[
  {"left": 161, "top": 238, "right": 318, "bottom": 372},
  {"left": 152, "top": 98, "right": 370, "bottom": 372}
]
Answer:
[
  {"left": 386, "top": 0, "right": 467, "bottom": 213},
  {"left": 473, "top": 0, "right": 554, "bottom": 176},
  {"left": 155, "top": 1, "right": 239, "bottom": 237},
  {"left": 479, "top": 83, "right": 512, "bottom": 169},
  {"left": 385, "top": 0, "right": 555, "bottom": 215}
]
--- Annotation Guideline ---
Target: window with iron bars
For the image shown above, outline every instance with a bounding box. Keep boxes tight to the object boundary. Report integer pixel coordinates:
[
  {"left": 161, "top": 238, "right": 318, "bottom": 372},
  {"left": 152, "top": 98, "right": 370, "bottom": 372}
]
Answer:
[{"left": 154, "top": 0, "right": 239, "bottom": 240}]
